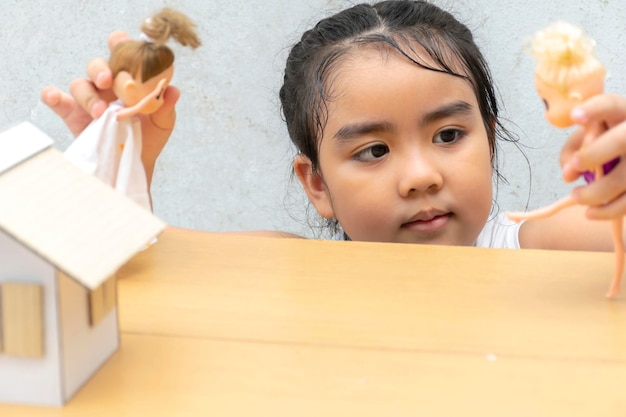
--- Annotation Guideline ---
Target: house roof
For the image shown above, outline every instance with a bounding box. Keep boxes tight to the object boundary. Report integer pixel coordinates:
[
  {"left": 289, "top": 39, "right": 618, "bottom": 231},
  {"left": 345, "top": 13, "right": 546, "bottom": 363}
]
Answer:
[{"left": 0, "top": 122, "right": 166, "bottom": 290}]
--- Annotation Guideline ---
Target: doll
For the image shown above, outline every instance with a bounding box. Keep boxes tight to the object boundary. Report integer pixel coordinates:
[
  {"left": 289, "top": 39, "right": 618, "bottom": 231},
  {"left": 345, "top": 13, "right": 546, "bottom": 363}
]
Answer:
[
  {"left": 64, "top": 8, "right": 201, "bottom": 211},
  {"left": 506, "top": 21, "right": 623, "bottom": 298}
]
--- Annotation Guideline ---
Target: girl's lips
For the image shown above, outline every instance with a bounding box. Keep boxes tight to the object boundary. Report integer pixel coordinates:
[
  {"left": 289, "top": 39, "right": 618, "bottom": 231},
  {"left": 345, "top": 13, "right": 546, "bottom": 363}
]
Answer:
[{"left": 401, "top": 213, "right": 451, "bottom": 233}]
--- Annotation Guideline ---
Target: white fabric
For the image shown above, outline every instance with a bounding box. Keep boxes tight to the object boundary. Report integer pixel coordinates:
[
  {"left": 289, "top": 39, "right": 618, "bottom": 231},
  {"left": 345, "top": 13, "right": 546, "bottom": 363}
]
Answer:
[
  {"left": 63, "top": 101, "right": 151, "bottom": 212},
  {"left": 474, "top": 212, "right": 522, "bottom": 249}
]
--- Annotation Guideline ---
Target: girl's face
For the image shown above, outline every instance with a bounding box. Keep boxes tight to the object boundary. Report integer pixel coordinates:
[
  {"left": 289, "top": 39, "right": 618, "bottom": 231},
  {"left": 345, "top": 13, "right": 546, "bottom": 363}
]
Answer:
[{"left": 295, "top": 48, "right": 493, "bottom": 245}]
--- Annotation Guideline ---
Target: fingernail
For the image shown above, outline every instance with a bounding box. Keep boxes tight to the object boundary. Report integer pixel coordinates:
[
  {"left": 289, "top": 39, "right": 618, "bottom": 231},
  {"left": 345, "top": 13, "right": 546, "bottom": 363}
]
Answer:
[
  {"left": 90, "top": 100, "right": 107, "bottom": 119},
  {"left": 95, "top": 72, "right": 107, "bottom": 88},
  {"left": 570, "top": 107, "right": 588, "bottom": 124},
  {"left": 564, "top": 155, "right": 582, "bottom": 173},
  {"left": 570, "top": 187, "right": 584, "bottom": 203},
  {"left": 43, "top": 90, "right": 56, "bottom": 104}
]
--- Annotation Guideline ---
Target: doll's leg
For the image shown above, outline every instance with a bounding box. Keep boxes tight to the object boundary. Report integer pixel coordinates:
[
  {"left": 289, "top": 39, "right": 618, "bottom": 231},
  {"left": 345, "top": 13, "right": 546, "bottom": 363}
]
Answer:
[
  {"left": 506, "top": 195, "right": 577, "bottom": 223},
  {"left": 606, "top": 216, "right": 624, "bottom": 298},
  {"left": 586, "top": 160, "right": 625, "bottom": 297}
]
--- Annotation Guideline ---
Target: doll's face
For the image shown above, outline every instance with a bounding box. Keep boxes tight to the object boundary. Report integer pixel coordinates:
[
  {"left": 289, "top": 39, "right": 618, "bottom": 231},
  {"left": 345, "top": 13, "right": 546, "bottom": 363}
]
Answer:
[
  {"left": 535, "top": 76, "right": 575, "bottom": 128},
  {"left": 535, "top": 71, "right": 605, "bottom": 128},
  {"left": 115, "top": 65, "right": 174, "bottom": 114}
]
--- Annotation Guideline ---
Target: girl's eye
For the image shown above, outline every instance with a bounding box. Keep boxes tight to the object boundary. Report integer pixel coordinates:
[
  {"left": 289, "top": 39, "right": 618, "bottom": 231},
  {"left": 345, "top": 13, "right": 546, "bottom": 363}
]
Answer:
[
  {"left": 353, "top": 144, "right": 389, "bottom": 162},
  {"left": 433, "top": 128, "right": 466, "bottom": 144}
]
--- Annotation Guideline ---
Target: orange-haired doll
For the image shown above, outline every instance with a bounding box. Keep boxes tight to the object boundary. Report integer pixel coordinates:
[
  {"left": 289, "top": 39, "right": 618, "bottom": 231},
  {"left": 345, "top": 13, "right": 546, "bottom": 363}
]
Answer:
[
  {"left": 64, "top": 8, "right": 200, "bottom": 211},
  {"left": 507, "top": 21, "right": 622, "bottom": 298}
]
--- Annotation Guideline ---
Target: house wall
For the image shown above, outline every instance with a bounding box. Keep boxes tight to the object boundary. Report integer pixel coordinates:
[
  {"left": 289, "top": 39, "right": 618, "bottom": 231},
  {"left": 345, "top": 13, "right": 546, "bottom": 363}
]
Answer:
[
  {"left": 0, "top": 231, "right": 63, "bottom": 406},
  {"left": 58, "top": 273, "right": 119, "bottom": 402}
]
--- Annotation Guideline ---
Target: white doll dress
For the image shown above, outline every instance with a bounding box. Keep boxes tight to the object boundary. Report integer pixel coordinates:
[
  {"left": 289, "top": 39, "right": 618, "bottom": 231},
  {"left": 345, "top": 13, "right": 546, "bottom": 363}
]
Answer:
[{"left": 64, "top": 100, "right": 151, "bottom": 212}]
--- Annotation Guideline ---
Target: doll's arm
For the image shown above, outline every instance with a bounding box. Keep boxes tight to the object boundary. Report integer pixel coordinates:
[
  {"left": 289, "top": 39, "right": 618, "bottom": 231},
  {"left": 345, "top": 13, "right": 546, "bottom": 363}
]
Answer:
[
  {"left": 117, "top": 78, "right": 169, "bottom": 121},
  {"left": 506, "top": 195, "right": 577, "bottom": 222}
]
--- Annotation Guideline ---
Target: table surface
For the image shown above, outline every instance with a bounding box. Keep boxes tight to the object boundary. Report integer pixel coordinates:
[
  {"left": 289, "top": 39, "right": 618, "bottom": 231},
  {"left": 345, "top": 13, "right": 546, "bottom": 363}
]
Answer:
[{"left": 3, "top": 228, "right": 626, "bottom": 416}]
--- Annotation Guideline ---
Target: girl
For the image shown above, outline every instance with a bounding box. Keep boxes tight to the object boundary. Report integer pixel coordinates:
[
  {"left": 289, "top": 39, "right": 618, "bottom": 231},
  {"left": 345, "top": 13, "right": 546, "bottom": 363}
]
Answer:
[
  {"left": 45, "top": 1, "right": 626, "bottom": 250},
  {"left": 278, "top": 0, "right": 626, "bottom": 252}
]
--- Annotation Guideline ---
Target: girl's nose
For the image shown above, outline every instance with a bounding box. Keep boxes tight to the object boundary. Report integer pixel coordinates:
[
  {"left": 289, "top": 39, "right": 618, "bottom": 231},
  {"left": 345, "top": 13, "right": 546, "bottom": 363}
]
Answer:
[{"left": 397, "top": 151, "right": 443, "bottom": 197}]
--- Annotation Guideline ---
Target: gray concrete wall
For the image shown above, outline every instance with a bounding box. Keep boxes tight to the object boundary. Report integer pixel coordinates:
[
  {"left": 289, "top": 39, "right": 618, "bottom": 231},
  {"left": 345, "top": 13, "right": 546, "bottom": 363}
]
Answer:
[{"left": 2, "top": 1, "right": 625, "bottom": 237}]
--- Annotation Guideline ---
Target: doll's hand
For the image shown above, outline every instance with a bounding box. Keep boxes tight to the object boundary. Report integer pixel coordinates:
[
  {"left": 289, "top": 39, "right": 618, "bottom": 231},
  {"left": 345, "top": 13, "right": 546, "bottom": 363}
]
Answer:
[{"left": 561, "top": 94, "right": 626, "bottom": 219}]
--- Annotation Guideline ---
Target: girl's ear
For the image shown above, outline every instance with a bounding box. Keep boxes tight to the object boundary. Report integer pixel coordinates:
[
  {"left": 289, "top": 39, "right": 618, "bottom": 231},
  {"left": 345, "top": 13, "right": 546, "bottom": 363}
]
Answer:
[
  {"left": 293, "top": 154, "right": 335, "bottom": 219},
  {"left": 113, "top": 71, "right": 139, "bottom": 106}
]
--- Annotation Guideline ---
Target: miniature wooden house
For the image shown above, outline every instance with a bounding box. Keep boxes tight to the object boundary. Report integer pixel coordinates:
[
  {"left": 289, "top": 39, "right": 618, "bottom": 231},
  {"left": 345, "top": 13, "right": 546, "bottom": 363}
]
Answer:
[{"left": 0, "top": 122, "right": 165, "bottom": 406}]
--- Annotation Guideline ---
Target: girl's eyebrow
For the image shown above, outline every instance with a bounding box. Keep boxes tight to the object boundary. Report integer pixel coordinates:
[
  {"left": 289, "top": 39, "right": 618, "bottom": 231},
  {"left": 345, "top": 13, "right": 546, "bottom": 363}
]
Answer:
[
  {"left": 332, "top": 101, "right": 474, "bottom": 142},
  {"left": 421, "top": 100, "right": 474, "bottom": 126},
  {"left": 333, "top": 121, "right": 394, "bottom": 142}
]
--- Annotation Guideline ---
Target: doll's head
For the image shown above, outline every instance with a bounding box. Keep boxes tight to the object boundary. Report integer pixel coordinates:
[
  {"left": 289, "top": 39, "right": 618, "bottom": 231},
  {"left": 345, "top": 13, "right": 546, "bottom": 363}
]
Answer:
[
  {"left": 530, "top": 21, "right": 605, "bottom": 128},
  {"left": 110, "top": 8, "right": 201, "bottom": 113}
]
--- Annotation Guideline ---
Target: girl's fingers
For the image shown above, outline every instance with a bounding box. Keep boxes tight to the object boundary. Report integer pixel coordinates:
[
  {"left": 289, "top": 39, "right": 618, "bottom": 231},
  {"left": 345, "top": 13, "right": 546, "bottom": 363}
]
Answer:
[
  {"left": 40, "top": 86, "right": 73, "bottom": 119},
  {"left": 79, "top": 31, "right": 132, "bottom": 116},
  {"left": 567, "top": 121, "right": 626, "bottom": 173},
  {"left": 40, "top": 86, "right": 93, "bottom": 137},
  {"left": 585, "top": 191, "right": 626, "bottom": 220},
  {"left": 562, "top": 94, "right": 626, "bottom": 183},
  {"left": 571, "top": 94, "right": 626, "bottom": 127},
  {"left": 571, "top": 160, "right": 626, "bottom": 213},
  {"left": 86, "top": 57, "right": 113, "bottom": 91},
  {"left": 560, "top": 128, "right": 585, "bottom": 182},
  {"left": 41, "top": 31, "right": 133, "bottom": 138},
  {"left": 107, "top": 30, "right": 131, "bottom": 52},
  {"left": 69, "top": 78, "right": 109, "bottom": 120}
]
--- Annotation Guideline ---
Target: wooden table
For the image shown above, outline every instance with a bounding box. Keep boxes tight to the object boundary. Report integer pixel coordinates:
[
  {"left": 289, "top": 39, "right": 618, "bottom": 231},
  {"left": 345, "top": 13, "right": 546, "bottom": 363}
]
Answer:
[{"left": 3, "top": 229, "right": 626, "bottom": 415}]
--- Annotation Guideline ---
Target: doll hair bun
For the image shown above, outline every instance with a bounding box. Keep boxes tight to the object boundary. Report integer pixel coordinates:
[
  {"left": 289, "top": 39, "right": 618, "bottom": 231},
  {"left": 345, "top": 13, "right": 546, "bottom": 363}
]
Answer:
[
  {"left": 140, "top": 8, "right": 201, "bottom": 48},
  {"left": 109, "top": 8, "right": 201, "bottom": 82}
]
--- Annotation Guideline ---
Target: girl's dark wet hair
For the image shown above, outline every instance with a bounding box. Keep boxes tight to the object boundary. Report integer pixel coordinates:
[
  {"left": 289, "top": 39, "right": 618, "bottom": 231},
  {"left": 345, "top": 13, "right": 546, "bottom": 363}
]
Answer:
[{"left": 280, "top": 0, "right": 517, "bottom": 235}]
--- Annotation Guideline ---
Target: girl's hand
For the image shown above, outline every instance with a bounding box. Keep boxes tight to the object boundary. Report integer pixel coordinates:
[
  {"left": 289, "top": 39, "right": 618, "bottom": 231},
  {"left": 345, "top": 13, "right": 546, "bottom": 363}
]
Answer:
[
  {"left": 561, "top": 94, "right": 626, "bottom": 219},
  {"left": 40, "top": 30, "right": 178, "bottom": 187}
]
